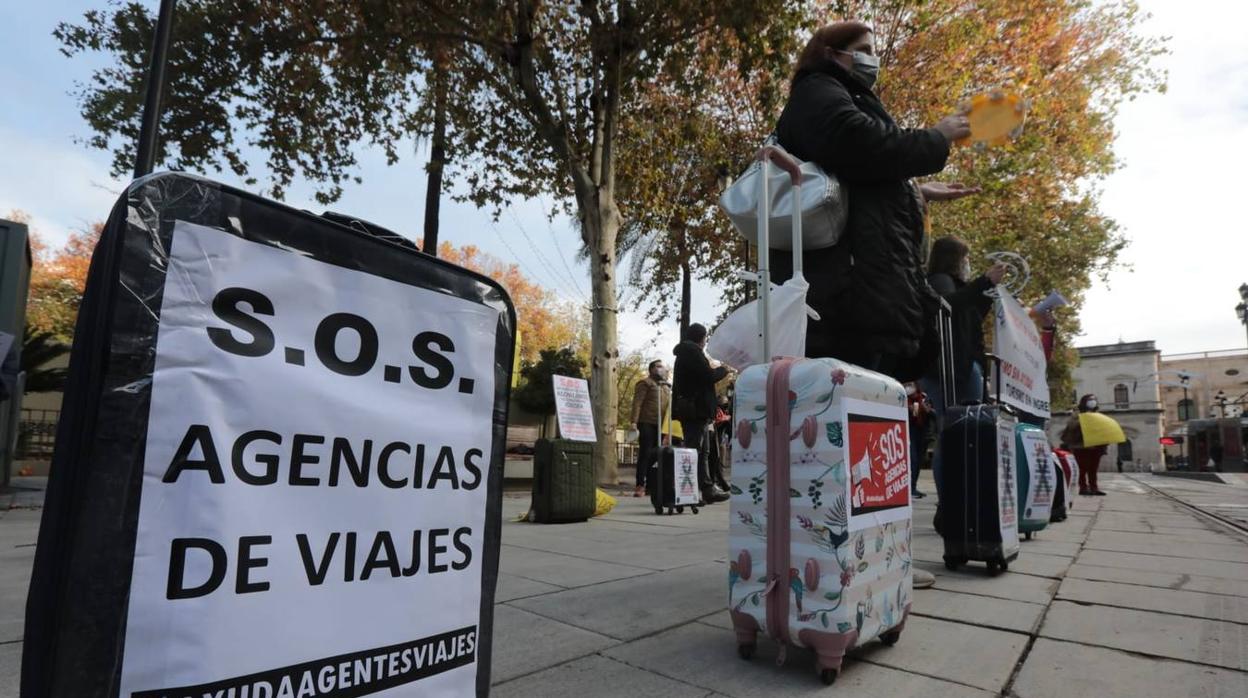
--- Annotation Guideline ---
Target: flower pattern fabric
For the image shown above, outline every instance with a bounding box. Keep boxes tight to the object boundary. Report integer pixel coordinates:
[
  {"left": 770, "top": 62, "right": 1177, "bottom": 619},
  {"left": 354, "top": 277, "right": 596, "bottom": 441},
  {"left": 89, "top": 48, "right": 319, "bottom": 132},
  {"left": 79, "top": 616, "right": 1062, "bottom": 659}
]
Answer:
[{"left": 729, "top": 358, "right": 913, "bottom": 644}]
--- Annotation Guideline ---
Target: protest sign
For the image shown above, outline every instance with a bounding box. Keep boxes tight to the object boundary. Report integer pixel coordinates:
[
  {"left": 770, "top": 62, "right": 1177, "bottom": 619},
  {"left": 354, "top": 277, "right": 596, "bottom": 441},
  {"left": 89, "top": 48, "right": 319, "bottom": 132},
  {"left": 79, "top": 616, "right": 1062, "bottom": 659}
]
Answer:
[
  {"left": 844, "top": 398, "right": 911, "bottom": 531},
  {"left": 22, "top": 174, "right": 515, "bottom": 698},
  {"left": 992, "top": 291, "right": 1051, "bottom": 418},
  {"left": 553, "top": 375, "right": 596, "bottom": 442}
]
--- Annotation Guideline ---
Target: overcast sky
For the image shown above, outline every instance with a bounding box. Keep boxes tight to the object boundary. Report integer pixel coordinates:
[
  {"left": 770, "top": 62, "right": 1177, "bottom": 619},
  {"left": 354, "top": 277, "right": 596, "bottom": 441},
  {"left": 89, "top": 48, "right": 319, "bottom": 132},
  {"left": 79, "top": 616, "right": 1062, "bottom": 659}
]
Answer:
[{"left": 2, "top": 0, "right": 1245, "bottom": 359}]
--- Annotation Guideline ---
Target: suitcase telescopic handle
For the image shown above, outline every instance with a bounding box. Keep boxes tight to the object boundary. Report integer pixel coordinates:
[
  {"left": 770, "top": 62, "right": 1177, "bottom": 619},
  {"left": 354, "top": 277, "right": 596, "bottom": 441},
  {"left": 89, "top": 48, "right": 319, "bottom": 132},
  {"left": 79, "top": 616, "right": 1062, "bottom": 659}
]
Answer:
[{"left": 753, "top": 145, "right": 805, "bottom": 362}]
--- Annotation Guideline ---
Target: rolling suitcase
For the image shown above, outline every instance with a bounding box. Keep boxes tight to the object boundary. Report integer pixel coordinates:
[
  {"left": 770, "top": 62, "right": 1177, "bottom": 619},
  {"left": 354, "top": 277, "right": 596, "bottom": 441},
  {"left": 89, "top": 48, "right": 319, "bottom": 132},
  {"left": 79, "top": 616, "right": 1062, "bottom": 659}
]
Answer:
[
  {"left": 1015, "top": 423, "right": 1054, "bottom": 538},
  {"left": 1049, "top": 453, "right": 1068, "bottom": 523},
  {"left": 531, "top": 438, "right": 596, "bottom": 523},
  {"left": 1053, "top": 447, "right": 1078, "bottom": 507},
  {"left": 650, "top": 379, "right": 700, "bottom": 515},
  {"left": 937, "top": 353, "right": 1021, "bottom": 575},
  {"left": 727, "top": 146, "right": 912, "bottom": 686},
  {"left": 938, "top": 404, "right": 1021, "bottom": 574}
]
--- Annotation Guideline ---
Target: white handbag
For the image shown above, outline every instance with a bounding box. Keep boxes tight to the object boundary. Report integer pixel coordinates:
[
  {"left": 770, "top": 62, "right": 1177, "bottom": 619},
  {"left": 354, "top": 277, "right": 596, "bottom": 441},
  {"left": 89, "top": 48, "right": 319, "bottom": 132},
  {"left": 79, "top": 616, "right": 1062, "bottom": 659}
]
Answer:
[{"left": 718, "top": 141, "right": 847, "bottom": 251}]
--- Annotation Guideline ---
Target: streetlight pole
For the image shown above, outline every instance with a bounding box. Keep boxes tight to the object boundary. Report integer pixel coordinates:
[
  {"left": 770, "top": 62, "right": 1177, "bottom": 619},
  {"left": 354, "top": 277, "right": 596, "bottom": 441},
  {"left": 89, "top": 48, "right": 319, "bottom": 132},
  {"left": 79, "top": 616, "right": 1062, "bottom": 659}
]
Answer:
[{"left": 134, "top": 0, "right": 177, "bottom": 179}]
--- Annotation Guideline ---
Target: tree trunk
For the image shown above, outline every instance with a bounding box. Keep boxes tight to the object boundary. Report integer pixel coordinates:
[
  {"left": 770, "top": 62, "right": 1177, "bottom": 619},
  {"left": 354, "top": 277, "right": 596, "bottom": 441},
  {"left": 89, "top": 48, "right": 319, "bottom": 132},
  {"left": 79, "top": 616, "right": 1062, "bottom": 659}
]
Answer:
[
  {"left": 586, "top": 207, "right": 620, "bottom": 486},
  {"left": 680, "top": 260, "right": 691, "bottom": 340},
  {"left": 422, "top": 67, "right": 448, "bottom": 256}
]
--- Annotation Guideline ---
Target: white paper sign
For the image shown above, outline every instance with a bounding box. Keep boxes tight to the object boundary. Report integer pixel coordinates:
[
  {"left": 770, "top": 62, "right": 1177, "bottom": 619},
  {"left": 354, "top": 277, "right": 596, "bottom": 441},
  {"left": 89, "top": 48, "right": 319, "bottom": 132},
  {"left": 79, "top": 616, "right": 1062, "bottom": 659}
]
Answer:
[
  {"left": 1019, "top": 428, "right": 1054, "bottom": 522},
  {"left": 119, "top": 221, "right": 498, "bottom": 698},
  {"left": 992, "top": 292, "right": 1051, "bottom": 418},
  {"left": 995, "top": 414, "right": 1020, "bottom": 557},
  {"left": 553, "top": 374, "right": 596, "bottom": 443},
  {"left": 672, "top": 447, "right": 700, "bottom": 505}
]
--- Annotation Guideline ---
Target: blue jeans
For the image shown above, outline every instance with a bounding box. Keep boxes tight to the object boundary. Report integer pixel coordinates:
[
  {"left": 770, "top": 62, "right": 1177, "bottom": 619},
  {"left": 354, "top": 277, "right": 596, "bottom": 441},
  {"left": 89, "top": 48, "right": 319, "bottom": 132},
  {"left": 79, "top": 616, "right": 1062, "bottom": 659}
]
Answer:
[{"left": 921, "top": 362, "right": 984, "bottom": 502}]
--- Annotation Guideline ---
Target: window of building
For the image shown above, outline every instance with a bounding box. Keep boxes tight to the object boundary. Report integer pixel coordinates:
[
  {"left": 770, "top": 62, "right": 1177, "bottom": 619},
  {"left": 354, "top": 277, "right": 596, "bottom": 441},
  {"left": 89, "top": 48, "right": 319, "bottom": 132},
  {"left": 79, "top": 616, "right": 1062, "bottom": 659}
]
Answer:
[
  {"left": 1114, "top": 384, "right": 1129, "bottom": 409},
  {"left": 1177, "top": 399, "right": 1194, "bottom": 421}
]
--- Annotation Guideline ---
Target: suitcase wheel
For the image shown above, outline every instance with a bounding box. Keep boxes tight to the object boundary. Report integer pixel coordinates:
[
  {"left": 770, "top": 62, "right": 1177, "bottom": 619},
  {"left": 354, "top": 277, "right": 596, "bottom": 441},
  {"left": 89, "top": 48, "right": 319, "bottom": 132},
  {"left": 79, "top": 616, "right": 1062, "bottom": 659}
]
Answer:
[
  {"left": 880, "top": 629, "right": 901, "bottom": 647},
  {"left": 944, "top": 557, "right": 961, "bottom": 571},
  {"left": 820, "top": 668, "right": 838, "bottom": 686},
  {"left": 987, "top": 559, "right": 1004, "bottom": 576},
  {"left": 737, "top": 643, "right": 755, "bottom": 660},
  {"left": 691, "top": 506, "right": 699, "bottom": 515},
  {"left": 676, "top": 506, "right": 685, "bottom": 514}
]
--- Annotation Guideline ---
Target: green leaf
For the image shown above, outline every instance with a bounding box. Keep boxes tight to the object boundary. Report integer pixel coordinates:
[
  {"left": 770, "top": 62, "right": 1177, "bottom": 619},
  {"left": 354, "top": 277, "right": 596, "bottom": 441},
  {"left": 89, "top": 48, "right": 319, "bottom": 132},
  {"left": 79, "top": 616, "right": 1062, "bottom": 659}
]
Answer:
[
  {"left": 789, "top": 488, "right": 802, "bottom": 498},
  {"left": 751, "top": 595, "right": 760, "bottom": 607},
  {"left": 837, "top": 622, "right": 853, "bottom": 633},
  {"left": 815, "top": 392, "right": 832, "bottom": 403},
  {"left": 730, "top": 484, "right": 743, "bottom": 495},
  {"left": 824, "top": 591, "right": 841, "bottom": 601},
  {"left": 821, "top": 613, "right": 829, "bottom": 628},
  {"left": 857, "top": 561, "right": 869, "bottom": 572}
]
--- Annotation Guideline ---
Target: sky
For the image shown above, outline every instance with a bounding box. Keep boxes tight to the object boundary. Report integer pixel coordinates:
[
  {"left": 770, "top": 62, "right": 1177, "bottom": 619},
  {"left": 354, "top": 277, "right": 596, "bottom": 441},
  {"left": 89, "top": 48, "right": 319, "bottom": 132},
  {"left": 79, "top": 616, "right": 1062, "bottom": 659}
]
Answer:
[{"left": 2, "top": 1, "right": 1246, "bottom": 359}]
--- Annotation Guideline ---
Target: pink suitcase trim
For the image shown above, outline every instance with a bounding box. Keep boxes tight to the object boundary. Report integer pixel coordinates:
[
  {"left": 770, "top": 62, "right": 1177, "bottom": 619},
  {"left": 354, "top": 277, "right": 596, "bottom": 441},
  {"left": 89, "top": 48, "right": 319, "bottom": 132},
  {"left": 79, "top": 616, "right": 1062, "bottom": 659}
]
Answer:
[{"left": 764, "top": 358, "right": 798, "bottom": 651}]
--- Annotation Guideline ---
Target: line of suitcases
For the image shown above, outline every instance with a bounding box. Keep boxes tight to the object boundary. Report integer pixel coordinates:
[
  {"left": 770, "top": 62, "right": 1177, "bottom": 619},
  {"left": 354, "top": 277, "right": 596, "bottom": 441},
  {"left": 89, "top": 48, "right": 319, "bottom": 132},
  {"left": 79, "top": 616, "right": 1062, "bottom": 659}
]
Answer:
[{"left": 725, "top": 146, "right": 1086, "bottom": 685}]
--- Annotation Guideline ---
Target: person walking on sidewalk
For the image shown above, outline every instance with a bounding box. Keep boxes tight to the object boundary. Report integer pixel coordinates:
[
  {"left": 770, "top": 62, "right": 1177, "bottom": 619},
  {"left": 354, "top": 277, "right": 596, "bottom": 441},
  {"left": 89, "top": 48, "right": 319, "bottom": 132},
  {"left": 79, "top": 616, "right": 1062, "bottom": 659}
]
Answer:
[
  {"left": 906, "top": 382, "right": 933, "bottom": 499},
  {"left": 630, "top": 360, "right": 670, "bottom": 498},
  {"left": 1062, "top": 394, "right": 1107, "bottom": 496},
  {"left": 673, "top": 324, "right": 731, "bottom": 504}
]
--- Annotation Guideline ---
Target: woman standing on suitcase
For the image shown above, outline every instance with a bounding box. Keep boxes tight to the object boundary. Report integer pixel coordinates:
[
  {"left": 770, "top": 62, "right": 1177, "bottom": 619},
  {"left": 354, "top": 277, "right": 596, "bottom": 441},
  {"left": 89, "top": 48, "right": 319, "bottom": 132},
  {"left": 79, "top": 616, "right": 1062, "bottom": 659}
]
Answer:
[{"left": 769, "top": 21, "right": 976, "bottom": 381}]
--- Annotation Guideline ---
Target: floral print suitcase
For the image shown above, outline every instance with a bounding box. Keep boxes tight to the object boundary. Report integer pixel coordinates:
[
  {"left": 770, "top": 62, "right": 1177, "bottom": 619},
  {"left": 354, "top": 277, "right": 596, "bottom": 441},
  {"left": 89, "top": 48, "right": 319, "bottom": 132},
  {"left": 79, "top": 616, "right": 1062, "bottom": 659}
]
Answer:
[{"left": 728, "top": 357, "right": 914, "bottom": 685}]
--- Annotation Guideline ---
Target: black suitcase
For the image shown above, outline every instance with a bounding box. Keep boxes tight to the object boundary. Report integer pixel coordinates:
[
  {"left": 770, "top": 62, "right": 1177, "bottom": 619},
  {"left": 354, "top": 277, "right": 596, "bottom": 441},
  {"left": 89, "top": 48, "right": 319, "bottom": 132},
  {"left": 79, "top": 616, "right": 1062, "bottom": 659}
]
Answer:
[
  {"left": 531, "top": 439, "right": 596, "bottom": 523},
  {"left": 938, "top": 403, "right": 1021, "bottom": 574},
  {"left": 1049, "top": 455, "right": 1068, "bottom": 522},
  {"left": 22, "top": 172, "right": 515, "bottom": 697},
  {"left": 650, "top": 445, "right": 700, "bottom": 515},
  {"left": 648, "top": 383, "right": 699, "bottom": 515}
]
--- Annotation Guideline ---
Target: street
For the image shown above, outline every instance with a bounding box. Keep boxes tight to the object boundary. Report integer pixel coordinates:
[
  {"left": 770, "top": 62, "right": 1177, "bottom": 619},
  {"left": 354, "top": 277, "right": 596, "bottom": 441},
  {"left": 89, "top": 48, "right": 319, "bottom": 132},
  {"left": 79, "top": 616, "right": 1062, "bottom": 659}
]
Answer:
[{"left": 4, "top": 472, "right": 1248, "bottom": 697}]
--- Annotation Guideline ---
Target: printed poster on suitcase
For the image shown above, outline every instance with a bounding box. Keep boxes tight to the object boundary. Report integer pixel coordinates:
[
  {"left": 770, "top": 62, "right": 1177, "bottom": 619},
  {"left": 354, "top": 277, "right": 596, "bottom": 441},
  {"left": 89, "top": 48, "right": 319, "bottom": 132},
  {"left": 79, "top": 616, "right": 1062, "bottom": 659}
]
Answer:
[
  {"left": 844, "top": 398, "right": 911, "bottom": 532},
  {"left": 113, "top": 221, "right": 502, "bottom": 698},
  {"left": 996, "top": 418, "right": 1020, "bottom": 554},
  {"left": 1019, "top": 428, "right": 1055, "bottom": 520},
  {"left": 673, "top": 447, "right": 700, "bottom": 505}
]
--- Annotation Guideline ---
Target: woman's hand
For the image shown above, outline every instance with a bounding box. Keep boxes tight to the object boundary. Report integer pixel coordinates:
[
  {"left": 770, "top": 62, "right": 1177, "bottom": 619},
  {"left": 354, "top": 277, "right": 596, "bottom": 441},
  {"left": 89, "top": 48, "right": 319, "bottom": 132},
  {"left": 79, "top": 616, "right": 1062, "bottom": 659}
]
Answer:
[
  {"left": 920, "top": 182, "right": 982, "bottom": 202},
  {"left": 985, "top": 262, "right": 1008, "bottom": 284},
  {"left": 934, "top": 113, "right": 972, "bottom": 142},
  {"left": 1031, "top": 308, "right": 1057, "bottom": 329}
]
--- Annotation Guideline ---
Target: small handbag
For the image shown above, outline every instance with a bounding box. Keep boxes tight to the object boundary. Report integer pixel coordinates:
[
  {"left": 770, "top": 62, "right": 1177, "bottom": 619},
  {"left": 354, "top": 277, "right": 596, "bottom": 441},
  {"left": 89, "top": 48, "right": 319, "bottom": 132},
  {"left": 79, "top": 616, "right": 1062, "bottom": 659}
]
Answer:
[{"left": 718, "top": 139, "right": 847, "bottom": 251}]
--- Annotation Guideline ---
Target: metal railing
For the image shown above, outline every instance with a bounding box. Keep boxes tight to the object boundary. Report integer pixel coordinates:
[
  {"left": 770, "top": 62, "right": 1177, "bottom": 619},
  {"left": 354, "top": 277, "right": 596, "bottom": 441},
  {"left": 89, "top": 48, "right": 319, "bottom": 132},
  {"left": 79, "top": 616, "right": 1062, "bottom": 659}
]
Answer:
[{"left": 17, "top": 408, "right": 60, "bottom": 459}]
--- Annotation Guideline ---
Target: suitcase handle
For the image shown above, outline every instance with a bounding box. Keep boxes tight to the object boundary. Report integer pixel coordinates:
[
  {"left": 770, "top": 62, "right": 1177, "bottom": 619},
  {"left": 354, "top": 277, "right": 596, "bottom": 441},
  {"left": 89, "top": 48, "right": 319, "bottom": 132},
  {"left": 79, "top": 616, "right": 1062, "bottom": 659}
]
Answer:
[{"left": 753, "top": 145, "right": 806, "bottom": 362}]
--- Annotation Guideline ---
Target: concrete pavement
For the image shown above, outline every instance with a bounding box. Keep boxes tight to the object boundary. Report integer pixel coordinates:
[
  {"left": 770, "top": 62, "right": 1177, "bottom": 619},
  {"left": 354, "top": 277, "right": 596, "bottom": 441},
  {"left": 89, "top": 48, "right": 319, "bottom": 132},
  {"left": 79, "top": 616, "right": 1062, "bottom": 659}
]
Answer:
[{"left": 3, "top": 472, "right": 1248, "bottom": 697}]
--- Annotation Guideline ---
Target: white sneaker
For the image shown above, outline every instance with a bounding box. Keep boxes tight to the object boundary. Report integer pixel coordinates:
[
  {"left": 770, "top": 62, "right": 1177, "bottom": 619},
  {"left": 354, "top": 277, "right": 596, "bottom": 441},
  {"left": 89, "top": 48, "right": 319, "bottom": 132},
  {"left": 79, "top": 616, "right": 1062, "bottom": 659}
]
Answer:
[{"left": 913, "top": 569, "right": 935, "bottom": 589}]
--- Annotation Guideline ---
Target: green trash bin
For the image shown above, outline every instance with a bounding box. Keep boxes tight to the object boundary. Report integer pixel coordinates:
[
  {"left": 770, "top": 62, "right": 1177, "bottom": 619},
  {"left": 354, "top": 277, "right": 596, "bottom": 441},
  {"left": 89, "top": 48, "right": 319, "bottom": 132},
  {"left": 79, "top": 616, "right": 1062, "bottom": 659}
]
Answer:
[{"left": 531, "top": 438, "right": 596, "bottom": 523}]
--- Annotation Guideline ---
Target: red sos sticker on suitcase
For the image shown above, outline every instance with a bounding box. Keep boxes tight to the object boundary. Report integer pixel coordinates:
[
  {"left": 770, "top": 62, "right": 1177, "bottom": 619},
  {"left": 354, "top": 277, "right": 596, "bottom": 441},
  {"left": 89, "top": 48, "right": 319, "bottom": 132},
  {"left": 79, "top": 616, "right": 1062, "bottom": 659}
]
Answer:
[{"left": 845, "top": 398, "right": 911, "bottom": 531}]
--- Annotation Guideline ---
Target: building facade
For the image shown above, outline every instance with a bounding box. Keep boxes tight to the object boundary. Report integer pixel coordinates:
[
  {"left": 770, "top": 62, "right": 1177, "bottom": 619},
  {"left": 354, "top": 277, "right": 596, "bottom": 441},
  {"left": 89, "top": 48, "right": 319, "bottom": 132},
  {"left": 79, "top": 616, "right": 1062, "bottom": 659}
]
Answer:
[
  {"left": 1158, "top": 349, "right": 1248, "bottom": 470},
  {"left": 1045, "top": 341, "right": 1163, "bottom": 472}
]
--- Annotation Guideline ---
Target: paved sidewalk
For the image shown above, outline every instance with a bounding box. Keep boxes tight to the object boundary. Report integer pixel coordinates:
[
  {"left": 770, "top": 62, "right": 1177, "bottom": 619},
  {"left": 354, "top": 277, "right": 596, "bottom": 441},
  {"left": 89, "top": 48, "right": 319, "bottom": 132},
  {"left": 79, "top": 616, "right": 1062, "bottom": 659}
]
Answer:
[{"left": 4, "top": 473, "right": 1248, "bottom": 697}]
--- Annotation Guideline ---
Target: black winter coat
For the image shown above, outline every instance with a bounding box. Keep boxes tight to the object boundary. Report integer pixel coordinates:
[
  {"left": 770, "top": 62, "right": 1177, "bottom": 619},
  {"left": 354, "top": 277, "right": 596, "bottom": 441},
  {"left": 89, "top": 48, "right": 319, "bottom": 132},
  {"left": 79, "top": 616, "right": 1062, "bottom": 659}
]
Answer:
[
  {"left": 671, "top": 341, "right": 729, "bottom": 422},
  {"left": 770, "top": 63, "right": 950, "bottom": 370},
  {"left": 927, "top": 271, "right": 994, "bottom": 391}
]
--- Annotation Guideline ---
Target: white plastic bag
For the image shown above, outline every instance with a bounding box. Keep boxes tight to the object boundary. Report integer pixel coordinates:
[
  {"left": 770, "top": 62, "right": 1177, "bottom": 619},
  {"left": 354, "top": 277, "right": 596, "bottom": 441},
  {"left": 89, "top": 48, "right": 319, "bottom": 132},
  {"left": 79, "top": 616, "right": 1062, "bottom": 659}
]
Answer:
[{"left": 707, "top": 277, "right": 817, "bottom": 371}]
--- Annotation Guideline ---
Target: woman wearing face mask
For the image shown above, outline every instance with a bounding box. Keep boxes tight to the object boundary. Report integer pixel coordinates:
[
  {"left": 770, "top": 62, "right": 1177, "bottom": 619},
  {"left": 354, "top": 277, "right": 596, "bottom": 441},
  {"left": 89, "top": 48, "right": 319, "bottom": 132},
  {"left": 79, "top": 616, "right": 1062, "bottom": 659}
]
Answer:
[
  {"left": 924, "top": 236, "right": 1007, "bottom": 406},
  {"left": 770, "top": 21, "right": 977, "bottom": 381}
]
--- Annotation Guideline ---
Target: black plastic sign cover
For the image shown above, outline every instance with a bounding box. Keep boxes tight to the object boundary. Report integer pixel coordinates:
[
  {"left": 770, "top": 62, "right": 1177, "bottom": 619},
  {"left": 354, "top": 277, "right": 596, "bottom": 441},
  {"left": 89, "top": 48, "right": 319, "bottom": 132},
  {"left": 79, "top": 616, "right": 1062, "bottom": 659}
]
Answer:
[{"left": 22, "top": 173, "right": 515, "bottom": 698}]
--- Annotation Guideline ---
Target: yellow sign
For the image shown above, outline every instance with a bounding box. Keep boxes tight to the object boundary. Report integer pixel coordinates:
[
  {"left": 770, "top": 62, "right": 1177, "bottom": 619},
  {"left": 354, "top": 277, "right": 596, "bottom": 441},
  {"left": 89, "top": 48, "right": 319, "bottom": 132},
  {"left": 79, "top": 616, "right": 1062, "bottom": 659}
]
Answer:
[{"left": 512, "top": 328, "right": 522, "bottom": 388}]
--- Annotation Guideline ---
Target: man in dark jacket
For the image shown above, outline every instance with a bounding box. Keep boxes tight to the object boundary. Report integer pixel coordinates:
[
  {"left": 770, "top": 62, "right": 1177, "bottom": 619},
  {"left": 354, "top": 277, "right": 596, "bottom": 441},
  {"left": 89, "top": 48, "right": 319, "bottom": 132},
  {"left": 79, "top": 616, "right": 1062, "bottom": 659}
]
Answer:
[
  {"left": 769, "top": 21, "right": 974, "bottom": 383},
  {"left": 672, "top": 323, "right": 730, "bottom": 503}
]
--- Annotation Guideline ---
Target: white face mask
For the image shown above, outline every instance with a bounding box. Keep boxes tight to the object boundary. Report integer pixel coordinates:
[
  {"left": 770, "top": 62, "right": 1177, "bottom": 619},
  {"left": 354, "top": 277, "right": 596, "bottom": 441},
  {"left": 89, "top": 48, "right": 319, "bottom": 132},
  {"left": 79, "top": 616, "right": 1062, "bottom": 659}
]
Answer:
[
  {"left": 1086, "top": 399, "right": 1098, "bottom": 410},
  {"left": 960, "top": 259, "right": 972, "bottom": 281},
  {"left": 905, "top": 384, "right": 917, "bottom": 396}
]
